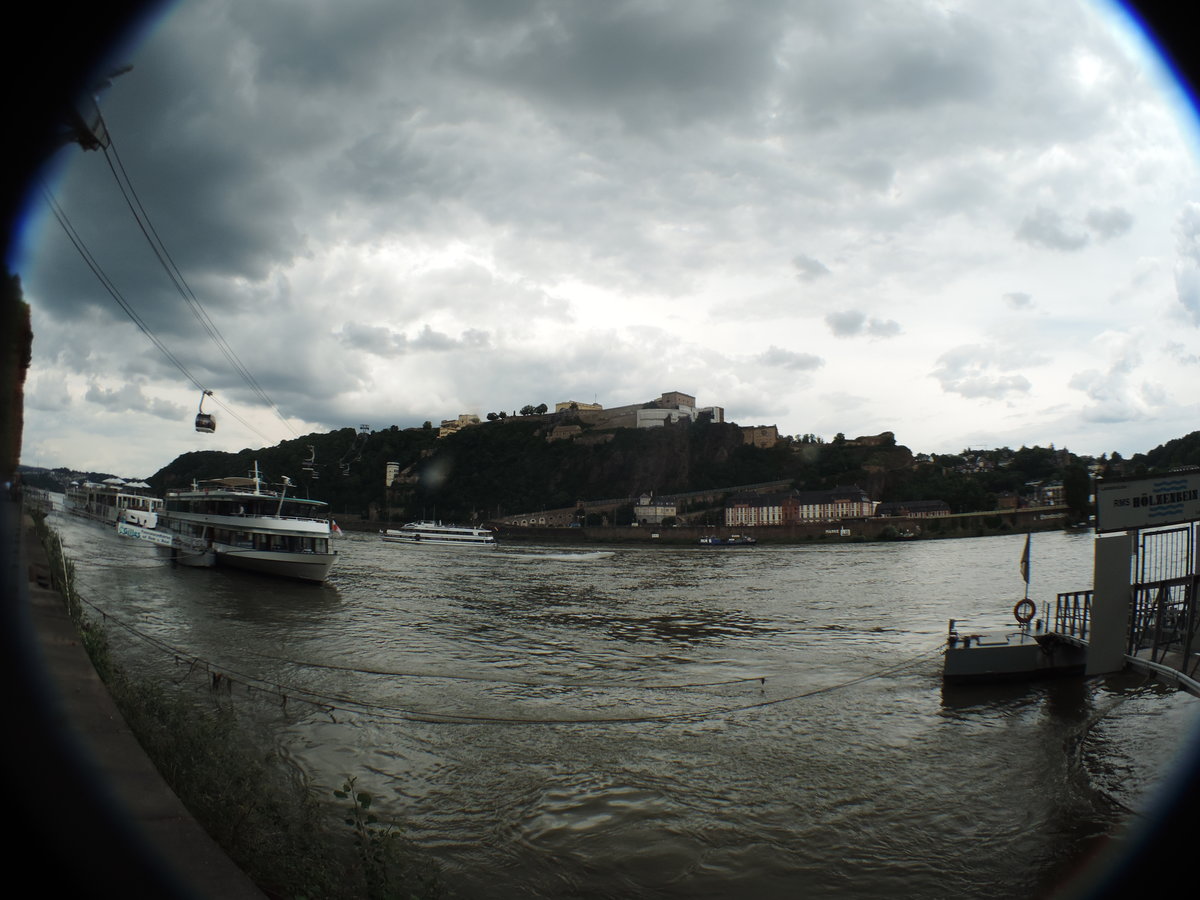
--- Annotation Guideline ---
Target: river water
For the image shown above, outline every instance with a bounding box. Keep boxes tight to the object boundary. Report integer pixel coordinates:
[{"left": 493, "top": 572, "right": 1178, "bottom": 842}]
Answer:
[{"left": 50, "top": 506, "right": 1200, "bottom": 899}]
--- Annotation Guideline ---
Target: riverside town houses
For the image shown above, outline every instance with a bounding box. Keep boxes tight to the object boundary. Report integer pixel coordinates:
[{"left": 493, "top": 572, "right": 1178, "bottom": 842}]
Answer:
[{"left": 725, "top": 486, "right": 877, "bottom": 527}]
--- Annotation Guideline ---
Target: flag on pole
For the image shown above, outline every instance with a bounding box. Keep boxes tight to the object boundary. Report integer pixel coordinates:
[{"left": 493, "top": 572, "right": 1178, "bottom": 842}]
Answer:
[
  {"left": 1019, "top": 532, "right": 1031, "bottom": 586},
  {"left": 332, "top": 519, "right": 343, "bottom": 536}
]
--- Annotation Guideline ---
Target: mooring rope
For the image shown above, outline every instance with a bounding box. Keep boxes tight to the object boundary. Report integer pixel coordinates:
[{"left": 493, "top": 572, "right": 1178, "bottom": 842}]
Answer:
[{"left": 73, "top": 590, "right": 944, "bottom": 726}]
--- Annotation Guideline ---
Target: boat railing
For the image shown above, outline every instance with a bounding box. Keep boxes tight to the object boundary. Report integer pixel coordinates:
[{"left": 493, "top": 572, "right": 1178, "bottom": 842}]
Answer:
[
  {"left": 1054, "top": 590, "right": 1092, "bottom": 639},
  {"left": 165, "top": 503, "right": 328, "bottom": 524},
  {"left": 228, "top": 512, "right": 330, "bottom": 523}
]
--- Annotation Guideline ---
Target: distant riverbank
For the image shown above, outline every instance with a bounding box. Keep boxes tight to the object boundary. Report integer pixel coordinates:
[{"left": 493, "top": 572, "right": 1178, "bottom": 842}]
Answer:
[{"left": 346, "top": 506, "right": 1076, "bottom": 545}]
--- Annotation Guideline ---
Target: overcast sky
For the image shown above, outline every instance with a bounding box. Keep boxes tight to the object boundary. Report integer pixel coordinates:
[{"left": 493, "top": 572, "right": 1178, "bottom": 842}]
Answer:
[{"left": 13, "top": 0, "right": 1200, "bottom": 477}]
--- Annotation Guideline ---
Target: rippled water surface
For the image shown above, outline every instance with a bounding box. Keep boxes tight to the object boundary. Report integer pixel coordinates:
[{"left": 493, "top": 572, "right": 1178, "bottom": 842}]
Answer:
[{"left": 54, "top": 509, "right": 1200, "bottom": 898}]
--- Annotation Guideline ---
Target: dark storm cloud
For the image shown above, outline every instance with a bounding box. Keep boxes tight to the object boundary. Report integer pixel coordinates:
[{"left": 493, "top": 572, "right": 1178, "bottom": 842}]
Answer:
[
  {"left": 461, "top": 0, "right": 783, "bottom": 127},
  {"left": 780, "top": 7, "right": 997, "bottom": 125},
  {"left": 85, "top": 381, "right": 187, "bottom": 419}
]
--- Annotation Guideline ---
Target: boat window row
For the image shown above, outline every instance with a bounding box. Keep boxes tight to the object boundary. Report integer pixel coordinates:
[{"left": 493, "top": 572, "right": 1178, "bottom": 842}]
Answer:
[
  {"left": 165, "top": 497, "right": 328, "bottom": 520},
  {"left": 163, "top": 519, "right": 327, "bottom": 552},
  {"left": 213, "top": 529, "right": 329, "bottom": 554}
]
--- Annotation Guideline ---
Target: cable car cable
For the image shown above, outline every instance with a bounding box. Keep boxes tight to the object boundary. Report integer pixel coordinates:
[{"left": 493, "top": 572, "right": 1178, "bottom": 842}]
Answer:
[
  {"left": 42, "top": 186, "right": 275, "bottom": 444},
  {"left": 97, "top": 118, "right": 300, "bottom": 438}
]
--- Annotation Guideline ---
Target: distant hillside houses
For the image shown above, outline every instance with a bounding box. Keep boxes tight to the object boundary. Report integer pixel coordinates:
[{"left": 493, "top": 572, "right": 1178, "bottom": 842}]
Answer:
[{"left": 725, "top": 486, "right": 877, "bottom": 526}]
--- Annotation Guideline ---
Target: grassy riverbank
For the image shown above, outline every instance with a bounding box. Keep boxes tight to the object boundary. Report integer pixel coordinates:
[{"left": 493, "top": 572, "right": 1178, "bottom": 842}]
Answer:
[{"left": 31, "top": 509, "right": 444, "bottom": 899}]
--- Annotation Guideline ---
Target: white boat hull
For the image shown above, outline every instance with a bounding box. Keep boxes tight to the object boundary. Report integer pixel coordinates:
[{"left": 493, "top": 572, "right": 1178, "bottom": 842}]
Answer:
[
  {"left": 381, "top": 533, "right": 496, "bottom": 548},
  {"left": 213, "top": 544, "right": 337, "bottom": 582}
]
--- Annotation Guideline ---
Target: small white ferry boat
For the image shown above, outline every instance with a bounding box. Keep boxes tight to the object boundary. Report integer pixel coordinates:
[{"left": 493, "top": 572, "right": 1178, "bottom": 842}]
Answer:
[
  {"left": 381, "top": 521, "right": 498, "bottom": 548},
  {"left": 66, "top": 477, "right": 163, "bottom": 526},
  {"left": 119, "top": 462, "right": 336, "bottom": 583}
]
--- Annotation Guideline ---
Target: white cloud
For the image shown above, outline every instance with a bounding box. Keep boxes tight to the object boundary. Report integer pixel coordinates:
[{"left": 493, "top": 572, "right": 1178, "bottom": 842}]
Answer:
[
  {"left": 826, "top": 310, "right": 902, "bottom": 339},
  {"left": 757, "top": 346, "right": 824, "bottom": 371},
  {"left": 931, "top": 346, "right": 1033, "bottom": 400},
  {"left": 1085, "top": 205, "right": 1134, "bottom": 239},
  {"left": 1015, "top": 207, "right": 1090, "bottom": 252},
  {"left": 25, "top": 374, "right": 73, "bottom": 412},
  {"left": 792, "top": 254, "right": 831, "bottom": 281},
  {"left": 1175, "top": 202, "right": 1200, "bottom": 325}
]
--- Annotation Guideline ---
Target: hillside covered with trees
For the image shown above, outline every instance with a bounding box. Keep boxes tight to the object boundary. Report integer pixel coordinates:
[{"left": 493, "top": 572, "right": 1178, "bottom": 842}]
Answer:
[{"left": 22, "top": 417, "right": 1200, "bottom": 526}]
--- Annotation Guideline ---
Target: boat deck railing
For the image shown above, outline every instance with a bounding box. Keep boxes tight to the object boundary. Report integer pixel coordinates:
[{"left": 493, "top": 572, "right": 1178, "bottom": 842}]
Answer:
[{"left": 166, "top": 507, "right": 329, "bottom": 524}]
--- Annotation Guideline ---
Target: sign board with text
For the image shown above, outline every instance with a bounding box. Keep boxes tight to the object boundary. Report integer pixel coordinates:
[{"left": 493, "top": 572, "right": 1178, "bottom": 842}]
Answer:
[{"left": 1094, "top": 471, "right": 1200, "bottom": 533}]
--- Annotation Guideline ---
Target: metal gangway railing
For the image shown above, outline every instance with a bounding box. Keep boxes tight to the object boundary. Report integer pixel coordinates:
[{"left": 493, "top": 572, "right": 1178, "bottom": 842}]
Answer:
[
  {"left": 1054, "top": 590, "right": 1093, "bottom": 641},
  {"left": 1126, "top": 575, "right": 1200, "bottom": 676}
]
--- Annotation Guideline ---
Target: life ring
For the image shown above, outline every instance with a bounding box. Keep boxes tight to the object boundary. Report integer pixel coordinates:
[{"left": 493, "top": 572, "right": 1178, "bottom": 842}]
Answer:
[{"left": 1013, "top": 598, "right": 1036, "bottom": 625}]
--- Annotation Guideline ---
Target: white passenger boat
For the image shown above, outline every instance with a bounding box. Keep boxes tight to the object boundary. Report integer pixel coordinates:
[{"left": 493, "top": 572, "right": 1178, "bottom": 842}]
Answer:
[
  {"left": 66, "top": 477, "right": 163, "bottom": 526},
  {"left": 381, "top": 521, "right": 497, "bottom": 548},
  {"left": 120, "top": 463, "right": 336, "bottom": 583}
]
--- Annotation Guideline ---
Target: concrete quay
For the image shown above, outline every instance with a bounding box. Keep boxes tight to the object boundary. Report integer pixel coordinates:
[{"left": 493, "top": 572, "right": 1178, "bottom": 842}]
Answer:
[{"left": 2, "top": 495, "right": 264, "bottom": 898}]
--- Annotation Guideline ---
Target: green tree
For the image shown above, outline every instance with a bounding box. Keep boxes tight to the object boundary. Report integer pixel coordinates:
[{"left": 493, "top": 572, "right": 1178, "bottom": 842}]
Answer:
[{"left": 1063, "top": 464, "right": 1091, "bottom": 521}]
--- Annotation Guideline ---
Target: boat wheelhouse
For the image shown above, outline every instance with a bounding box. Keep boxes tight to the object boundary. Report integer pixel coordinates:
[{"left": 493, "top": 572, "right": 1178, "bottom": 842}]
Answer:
[
  {"left": 66, "top": 478, "right": 163, "bottom": 526},
  {"left": 155, "top": 463, "right": 336, "bottom": 583},
  {"left": 381, "top": 521, "right": 497, "bottom": 548}
]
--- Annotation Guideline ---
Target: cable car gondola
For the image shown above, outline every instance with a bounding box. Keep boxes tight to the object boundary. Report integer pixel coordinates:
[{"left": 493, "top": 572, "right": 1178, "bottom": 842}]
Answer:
[{"left": 195, "top": 389, "right": 216, "bottom": 433}]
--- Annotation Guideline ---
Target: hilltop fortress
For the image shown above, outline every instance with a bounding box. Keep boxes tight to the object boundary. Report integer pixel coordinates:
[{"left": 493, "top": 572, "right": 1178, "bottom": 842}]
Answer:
[
  {"left": 442, "top": 390, "right": 750, "bottom": 441},
  {"left": 553, "top": 391, "right": 726, "bottom": 430}
]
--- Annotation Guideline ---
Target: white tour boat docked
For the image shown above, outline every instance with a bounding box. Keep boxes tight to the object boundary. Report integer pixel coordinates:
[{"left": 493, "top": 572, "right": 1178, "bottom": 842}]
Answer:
[
  {"left": 381, "top": 521, "right": 498, "bottom": 548},
  {"left": 66, "top": 477, "right": 163, "bottom": 526},
  {"left": 119, "top": 463, "right": 337, "bottom": 583}
]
